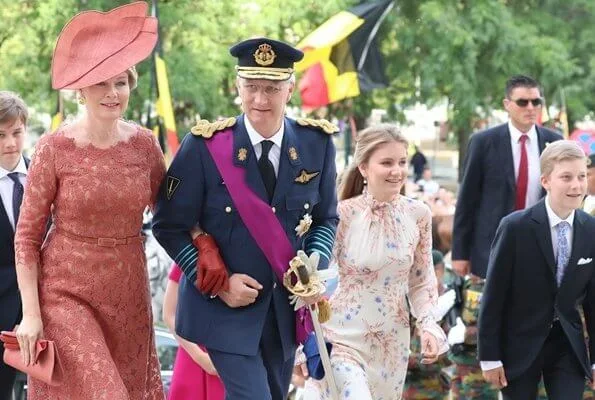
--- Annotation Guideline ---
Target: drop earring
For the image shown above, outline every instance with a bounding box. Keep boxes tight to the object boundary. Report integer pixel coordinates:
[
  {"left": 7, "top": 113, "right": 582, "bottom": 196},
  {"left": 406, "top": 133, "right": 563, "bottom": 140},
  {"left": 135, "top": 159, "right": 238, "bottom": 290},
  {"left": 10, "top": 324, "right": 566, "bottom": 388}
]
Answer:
[{"left": 78, "top": 97, "right": 86, "bottom": 105}]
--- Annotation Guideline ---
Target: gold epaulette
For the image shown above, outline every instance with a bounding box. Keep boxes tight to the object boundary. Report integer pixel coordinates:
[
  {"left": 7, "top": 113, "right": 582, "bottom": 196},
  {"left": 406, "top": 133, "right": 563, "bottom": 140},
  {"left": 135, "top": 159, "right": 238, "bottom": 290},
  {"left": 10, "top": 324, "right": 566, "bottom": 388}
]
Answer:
[
  {"left": 190, "top": 117, "right": 236, "bottom": 139},
  {"left": 296, "top": 118, "right": 340, "bottom": 135}
]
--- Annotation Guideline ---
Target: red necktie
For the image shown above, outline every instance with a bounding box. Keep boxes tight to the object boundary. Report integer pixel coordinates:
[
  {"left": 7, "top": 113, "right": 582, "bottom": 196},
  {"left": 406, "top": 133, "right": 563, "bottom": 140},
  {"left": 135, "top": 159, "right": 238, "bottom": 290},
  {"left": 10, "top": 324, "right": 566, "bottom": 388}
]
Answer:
[{"left": 515, "top": 134, "right": 529, "bottom": 210}]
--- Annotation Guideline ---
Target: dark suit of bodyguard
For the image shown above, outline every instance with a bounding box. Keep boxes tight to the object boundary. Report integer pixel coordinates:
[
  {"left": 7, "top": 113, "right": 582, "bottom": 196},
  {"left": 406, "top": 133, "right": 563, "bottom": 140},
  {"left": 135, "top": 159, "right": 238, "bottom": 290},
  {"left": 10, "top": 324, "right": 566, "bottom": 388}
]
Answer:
[{"left": 152, "top": 38, "right": 339, "bottom": 400}]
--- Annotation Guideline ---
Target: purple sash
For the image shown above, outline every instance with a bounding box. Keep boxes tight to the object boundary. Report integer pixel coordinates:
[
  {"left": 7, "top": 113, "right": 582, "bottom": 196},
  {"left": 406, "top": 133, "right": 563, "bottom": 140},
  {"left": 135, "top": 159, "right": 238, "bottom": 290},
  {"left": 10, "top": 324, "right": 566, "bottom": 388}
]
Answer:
[{"left": 205, "top": 129, "right": 313, "bottom": 344}]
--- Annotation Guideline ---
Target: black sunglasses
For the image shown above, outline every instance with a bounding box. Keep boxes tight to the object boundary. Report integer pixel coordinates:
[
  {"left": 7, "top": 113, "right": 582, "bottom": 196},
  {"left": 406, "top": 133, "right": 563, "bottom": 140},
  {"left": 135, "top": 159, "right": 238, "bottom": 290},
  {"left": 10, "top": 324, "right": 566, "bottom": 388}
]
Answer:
[{"left": 511, "top": 98, "right": 543, "bottom": 107}]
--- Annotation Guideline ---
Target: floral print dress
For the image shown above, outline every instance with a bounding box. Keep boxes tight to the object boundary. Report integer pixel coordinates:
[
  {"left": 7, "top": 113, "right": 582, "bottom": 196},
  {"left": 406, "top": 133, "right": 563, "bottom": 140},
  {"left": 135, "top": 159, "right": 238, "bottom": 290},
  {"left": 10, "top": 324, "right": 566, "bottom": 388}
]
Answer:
[{"left": 303, "top": 192, "right": 448, "bottom": 400}]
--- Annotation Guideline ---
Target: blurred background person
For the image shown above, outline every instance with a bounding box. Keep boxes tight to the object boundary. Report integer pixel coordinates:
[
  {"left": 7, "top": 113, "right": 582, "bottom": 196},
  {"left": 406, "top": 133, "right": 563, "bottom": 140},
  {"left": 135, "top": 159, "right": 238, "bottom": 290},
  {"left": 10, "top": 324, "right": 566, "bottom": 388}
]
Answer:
[
  {"left": 584, "top": 154, "right": 595, "bottom": 215},
  {"left": 416, "top": 166, "right": 440, "bottom": 196},
  {"left": 410, "top": 145, "right": 428, "bottom": 182}
]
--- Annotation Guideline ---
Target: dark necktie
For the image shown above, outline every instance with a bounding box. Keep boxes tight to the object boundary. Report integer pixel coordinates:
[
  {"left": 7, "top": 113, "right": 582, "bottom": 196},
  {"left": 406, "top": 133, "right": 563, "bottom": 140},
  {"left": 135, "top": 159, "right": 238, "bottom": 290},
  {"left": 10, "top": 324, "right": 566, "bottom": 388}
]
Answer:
[
  {"left": 7, "top": 172, "right": 23, "bottom": 227},
  {"left": 515, "top": 134, "right": 529, "bottom": 210},
  {"left": 258, "top": 140, "right": 276, "bottom": 202}
]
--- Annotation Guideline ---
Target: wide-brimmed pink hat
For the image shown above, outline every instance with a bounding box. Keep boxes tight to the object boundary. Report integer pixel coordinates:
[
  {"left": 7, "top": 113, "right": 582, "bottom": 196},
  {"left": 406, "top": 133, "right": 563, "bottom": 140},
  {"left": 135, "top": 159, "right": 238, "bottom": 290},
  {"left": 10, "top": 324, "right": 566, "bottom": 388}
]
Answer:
[{"left": 51, "top": 1, "right": 158, "bottom": 90}]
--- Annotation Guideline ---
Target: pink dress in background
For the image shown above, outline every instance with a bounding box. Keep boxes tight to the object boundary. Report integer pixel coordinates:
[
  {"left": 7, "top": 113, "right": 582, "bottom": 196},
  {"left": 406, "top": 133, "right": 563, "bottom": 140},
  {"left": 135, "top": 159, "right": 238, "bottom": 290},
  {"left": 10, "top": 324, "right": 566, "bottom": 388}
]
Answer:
[
  {"left": 167, "top": 264, "right": 225, "bottom": 400},
  {"left": 14, "top": 127, "right": 166, "bottom": 399}
]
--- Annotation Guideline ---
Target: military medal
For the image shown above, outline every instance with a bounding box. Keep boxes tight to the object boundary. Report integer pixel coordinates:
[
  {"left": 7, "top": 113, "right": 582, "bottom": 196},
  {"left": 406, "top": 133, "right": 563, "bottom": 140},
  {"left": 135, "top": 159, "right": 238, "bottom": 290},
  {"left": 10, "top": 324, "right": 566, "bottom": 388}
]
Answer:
[
  {"left": 295, "top": 213, "right": 312, "bottom": 237},
  {"left": 237, "top": 147, "right": 248, "bottom": 161}
]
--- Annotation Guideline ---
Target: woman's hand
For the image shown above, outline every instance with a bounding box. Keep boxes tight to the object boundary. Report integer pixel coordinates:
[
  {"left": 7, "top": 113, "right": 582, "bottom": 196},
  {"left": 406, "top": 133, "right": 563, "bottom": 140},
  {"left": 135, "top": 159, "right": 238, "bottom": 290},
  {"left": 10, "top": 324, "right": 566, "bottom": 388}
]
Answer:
[
  {"left": 16, "top": 315, "right": 44, "bottom": 366},
  {"left": 192, "top": 350, "right": 218, "bottom": 376},
  {"left": 420, "top": 330, "right": 440, "bottom": 364}
]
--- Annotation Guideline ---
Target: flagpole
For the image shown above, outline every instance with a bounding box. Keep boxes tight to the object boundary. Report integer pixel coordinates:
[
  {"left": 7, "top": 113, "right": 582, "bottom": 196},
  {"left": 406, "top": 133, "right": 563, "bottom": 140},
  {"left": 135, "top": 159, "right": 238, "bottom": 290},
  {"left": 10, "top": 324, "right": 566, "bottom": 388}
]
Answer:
[
  {"left": 356, "top": 1, "right": 395, "bottom": 71},
  {"left": 560, "top": 87, "right": 569, "bottom": 139}
]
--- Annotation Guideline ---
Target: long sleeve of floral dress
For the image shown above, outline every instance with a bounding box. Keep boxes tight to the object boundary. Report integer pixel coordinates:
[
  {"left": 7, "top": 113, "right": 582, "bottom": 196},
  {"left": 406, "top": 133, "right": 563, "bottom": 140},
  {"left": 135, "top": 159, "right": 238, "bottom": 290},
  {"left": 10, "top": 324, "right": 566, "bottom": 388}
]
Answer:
[{"left": 407, "top": 204, "right": 449, "bottom": 353}]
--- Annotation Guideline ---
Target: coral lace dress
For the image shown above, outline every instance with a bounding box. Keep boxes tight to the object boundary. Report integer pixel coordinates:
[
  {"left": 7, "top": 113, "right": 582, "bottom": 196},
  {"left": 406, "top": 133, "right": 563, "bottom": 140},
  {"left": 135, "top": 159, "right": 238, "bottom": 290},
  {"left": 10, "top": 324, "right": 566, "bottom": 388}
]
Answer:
[{"left": 14, "top": 126, "right": 166, "bottom": 399}]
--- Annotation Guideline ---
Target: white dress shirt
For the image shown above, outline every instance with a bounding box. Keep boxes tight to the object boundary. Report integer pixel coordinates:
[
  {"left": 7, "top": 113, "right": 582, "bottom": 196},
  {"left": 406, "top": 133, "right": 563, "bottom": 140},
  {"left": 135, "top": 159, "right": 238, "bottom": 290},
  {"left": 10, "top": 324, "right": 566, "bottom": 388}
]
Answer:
[
  {"left": 509, "top": 121, "right": 541, "bottom": 208},
  {"left": 244, "top": 116, "right": 283, "bottom": 177},
  {"left": 0, "top": 156, "right": 27, "bottom": 230},
  {"left": 481, "top": 195, "right": 590, "bottom": 371}
]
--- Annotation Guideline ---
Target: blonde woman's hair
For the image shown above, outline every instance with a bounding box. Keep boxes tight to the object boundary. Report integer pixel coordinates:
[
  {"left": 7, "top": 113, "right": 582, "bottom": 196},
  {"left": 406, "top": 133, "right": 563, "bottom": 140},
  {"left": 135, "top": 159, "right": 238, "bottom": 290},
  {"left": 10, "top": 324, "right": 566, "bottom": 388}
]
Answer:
[
  {"left": 540, "top": 140, "right": 587, "bottom": 177},
  {"left": 339, "top": 123, "right": 408, "bottom": 201},
  {"left": 127, "top": 66, "right": 138, "bottom": 90}
]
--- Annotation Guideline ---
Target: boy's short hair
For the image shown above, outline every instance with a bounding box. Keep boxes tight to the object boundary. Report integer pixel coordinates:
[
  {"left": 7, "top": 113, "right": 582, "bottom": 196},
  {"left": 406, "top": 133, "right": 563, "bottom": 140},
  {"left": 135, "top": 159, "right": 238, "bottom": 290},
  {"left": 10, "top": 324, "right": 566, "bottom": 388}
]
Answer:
[
  {"left": 540, "top": 140, "right": 586, "bottom": 177},
  {"left": 0, "top": 91, "right": 28, "bottom": 126}
]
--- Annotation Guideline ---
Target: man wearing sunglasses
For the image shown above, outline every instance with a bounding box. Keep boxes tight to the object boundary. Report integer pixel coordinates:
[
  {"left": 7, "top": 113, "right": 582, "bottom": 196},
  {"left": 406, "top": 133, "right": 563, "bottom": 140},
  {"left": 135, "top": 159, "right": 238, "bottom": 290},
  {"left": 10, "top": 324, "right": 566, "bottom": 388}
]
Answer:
[{"left": 450, "top": 75, "right": 562, "bottom": 399}]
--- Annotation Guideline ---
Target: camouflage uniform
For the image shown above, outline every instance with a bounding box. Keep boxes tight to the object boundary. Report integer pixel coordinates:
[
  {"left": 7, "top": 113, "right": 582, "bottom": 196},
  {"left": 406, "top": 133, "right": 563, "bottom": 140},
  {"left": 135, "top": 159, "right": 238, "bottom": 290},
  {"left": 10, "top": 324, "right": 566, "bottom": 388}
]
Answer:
[{"left": 448, "top": 278, "right": 499, "bottom": 400}]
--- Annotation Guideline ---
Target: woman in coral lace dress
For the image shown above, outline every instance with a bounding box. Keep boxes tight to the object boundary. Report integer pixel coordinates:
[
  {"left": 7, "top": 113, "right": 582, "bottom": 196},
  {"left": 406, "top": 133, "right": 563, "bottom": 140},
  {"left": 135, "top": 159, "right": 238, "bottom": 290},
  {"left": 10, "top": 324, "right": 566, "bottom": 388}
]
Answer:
[
  {"left": 13, "top": 3, "right": 165, "bottom": 399},
  {"left": 300, "top": 124, "right": 448, "bottom": 399}
]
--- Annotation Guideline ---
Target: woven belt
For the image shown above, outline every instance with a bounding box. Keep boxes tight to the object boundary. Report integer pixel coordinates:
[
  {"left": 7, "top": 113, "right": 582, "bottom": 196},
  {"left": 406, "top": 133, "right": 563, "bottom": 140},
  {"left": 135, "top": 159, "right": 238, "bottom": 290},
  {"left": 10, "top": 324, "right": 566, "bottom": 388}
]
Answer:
[{"left": 55, "top": 227, "right": 144, "bottom": 247}]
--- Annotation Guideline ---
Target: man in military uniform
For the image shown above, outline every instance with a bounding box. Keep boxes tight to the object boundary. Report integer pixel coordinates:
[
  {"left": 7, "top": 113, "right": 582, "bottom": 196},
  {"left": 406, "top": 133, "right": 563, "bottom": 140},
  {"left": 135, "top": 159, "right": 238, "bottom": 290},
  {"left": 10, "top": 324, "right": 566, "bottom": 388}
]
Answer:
[{"left": 152, "top": 37, "right": 339, "bottom": 400}]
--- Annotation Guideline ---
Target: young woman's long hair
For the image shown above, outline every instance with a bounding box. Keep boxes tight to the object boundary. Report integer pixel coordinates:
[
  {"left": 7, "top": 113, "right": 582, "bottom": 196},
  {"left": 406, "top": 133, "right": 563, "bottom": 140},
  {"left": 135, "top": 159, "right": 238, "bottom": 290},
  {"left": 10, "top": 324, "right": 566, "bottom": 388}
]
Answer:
[{"left": 339, "top": 123, "right": 409, "bottom": 201}]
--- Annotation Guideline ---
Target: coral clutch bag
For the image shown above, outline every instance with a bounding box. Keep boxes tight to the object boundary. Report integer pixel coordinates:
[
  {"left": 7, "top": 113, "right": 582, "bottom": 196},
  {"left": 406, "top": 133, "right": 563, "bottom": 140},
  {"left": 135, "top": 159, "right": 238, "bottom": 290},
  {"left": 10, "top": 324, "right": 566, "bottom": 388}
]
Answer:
[{"left": 0, "top": 329, "right": 63, "bottom": 386}]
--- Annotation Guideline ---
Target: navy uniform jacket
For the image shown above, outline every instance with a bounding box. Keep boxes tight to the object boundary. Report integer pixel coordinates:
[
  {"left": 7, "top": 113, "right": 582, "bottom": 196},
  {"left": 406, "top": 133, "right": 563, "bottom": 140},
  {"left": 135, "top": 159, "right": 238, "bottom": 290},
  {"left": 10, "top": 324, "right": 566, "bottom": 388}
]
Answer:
[{"left": 152, "top": 115, "right": 338, "bottom": 361}]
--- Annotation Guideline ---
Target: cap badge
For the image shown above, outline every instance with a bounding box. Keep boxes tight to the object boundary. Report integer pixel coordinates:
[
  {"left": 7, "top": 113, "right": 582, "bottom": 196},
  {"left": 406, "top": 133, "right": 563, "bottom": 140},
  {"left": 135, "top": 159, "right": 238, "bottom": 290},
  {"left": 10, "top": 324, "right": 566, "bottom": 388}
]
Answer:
[{"left": 254, "top": 43, "right": 276, "bottom": 66}]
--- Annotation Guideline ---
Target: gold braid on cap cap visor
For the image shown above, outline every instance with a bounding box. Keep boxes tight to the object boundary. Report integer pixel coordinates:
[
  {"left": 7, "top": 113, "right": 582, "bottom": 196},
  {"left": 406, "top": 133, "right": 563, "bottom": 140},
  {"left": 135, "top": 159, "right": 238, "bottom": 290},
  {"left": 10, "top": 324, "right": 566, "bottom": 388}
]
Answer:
[{"left": 236, "top": 66, "right": 294, "bottom": 80}]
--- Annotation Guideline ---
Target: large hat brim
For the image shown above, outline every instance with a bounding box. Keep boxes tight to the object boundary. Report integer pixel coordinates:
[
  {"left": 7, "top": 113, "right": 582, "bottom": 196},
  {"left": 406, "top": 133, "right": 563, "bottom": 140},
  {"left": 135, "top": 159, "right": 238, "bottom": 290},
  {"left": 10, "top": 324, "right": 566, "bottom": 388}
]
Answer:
[
  {"left": 56, "top": 23, "right": 157, "bottom": 90},
  {"left": 51, "top": 2, "right": 158, "bottom": 90}
]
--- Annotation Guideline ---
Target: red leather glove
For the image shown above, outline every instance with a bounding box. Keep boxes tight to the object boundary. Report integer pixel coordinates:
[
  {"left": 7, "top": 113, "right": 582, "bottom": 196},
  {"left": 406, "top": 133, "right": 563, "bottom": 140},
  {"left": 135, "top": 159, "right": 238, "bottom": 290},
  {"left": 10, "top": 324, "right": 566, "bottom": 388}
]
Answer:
[{"left": 193, "top": 234, "right": 229, "bottom": 296}]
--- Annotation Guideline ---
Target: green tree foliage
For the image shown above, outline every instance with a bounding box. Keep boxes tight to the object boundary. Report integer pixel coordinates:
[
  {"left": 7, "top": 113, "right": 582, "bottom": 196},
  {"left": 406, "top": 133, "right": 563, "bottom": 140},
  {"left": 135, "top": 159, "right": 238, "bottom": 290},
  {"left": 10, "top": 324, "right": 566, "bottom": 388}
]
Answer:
[{"left": 0, "top": 0, "right": 593, "bottom": 168}]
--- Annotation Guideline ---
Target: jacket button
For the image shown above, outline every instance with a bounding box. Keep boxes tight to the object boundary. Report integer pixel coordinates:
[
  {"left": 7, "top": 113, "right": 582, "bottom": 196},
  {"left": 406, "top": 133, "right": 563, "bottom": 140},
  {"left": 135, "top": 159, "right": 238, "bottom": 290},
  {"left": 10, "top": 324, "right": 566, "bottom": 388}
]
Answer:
[
  {"left": 272, "top": 207, "right": 276, "bottom": 213},
  {"left": 304, "top": 203, "right": 310, "bottom": 210},
  {"left": 225, "top": 206, "right": 232, "bottom": 213},
  {"left": 273, "top": 282, "right": 277, "bottom": 289}
]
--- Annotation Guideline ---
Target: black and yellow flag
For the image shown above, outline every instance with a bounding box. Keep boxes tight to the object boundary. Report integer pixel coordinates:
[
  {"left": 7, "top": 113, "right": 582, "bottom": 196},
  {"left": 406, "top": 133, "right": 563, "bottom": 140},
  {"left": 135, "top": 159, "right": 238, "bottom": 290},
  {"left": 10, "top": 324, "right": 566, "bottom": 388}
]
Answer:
[
  {"left": 296, "top": 0, "right": 393, "bottom": 110},
  {"left": 150, "top": 0, "right": 179, "bottom": 160}
]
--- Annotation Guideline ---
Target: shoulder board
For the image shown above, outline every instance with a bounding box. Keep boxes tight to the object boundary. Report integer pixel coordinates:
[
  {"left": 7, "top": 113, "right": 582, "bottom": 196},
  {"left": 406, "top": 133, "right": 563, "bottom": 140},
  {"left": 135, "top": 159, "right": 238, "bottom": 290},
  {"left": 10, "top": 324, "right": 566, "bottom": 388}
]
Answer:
[
  {"left": 296, "top": 118, "right": 339, "bottom": 135},
  {"left": 190, "top": 117, "right": 236, "bottom": 139}
]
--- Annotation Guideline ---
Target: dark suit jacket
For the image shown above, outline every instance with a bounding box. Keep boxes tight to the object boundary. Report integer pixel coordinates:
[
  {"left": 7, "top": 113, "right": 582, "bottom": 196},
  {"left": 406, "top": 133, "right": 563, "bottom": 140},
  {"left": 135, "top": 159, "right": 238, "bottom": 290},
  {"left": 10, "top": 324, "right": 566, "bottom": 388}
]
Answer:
[
  {"left": 478, "top": 199, "right": 595, "bottom": 380},
  {"left": 0, "top": 158, "right": 29, "bottom": 331},
  {"left": 452, "top": 123, "right": 562, "bottom": 278}
]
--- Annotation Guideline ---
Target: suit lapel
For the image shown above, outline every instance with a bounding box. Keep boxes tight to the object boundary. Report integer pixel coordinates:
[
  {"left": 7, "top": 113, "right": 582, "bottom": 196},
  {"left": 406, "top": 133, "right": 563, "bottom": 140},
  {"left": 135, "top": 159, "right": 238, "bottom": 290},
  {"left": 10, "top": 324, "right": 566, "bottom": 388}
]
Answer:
[
  {"left": 272, "top": 119, "right": 303, "bottom": 206},
  {"left": 232, "top": 116, "right": 269, "bottom": 203},
  {"left": 536, "top": 126, "right": 549, "bottom": 155},
  {"left": 500, "top": 124, "right": 516, "bottom": 192},
  {"left": 560, "top": 211, "right": 586, "bottom": 289},
  {"left": 531, "top": 200, "right": 557, "bottom": 283}
]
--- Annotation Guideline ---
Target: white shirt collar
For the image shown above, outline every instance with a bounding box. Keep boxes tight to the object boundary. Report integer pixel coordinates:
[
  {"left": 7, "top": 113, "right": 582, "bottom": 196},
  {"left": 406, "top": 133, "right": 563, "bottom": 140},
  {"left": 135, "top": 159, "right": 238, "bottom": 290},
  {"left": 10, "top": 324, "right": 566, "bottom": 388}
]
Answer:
[
  {"left": 244, "top": 115, "right": 284, "bottom": 149},
  {"left": 545, "top": 194, "right": 574, "bottom": 229},
  {"left": 508, "top": 121, "right": 537, "bottom": 143},
  {"left": 0, "top": 156, "right": 27, "bottom": 180}
]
